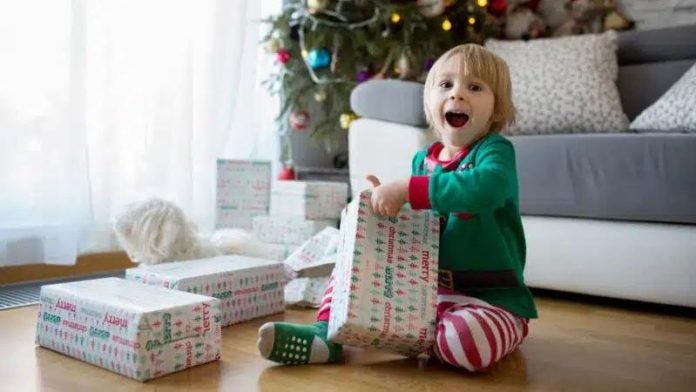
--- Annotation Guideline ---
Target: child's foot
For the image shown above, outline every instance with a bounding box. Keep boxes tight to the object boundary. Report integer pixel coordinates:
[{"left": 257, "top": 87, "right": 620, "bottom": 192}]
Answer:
[{"left": 257, "top": 321, "right": 342, "bottom": 365}]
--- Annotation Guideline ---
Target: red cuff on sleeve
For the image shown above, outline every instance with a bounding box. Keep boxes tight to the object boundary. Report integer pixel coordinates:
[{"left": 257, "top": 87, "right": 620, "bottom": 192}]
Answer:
[{"left": 409, "top": 176, "right": 431, "bottom": 209}]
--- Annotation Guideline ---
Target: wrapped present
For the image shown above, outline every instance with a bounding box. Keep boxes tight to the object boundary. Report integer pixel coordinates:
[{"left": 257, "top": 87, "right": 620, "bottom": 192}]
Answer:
[
  {"left": 125, "top": 256, "right": 287, "bottom": 326},
  {"left": 216, "top": 159, "right": 271, "bottom": 229},
  {"left": 270, "top": 180, "right": 348, "bottom": 220},
  {"left": 285, "top": 276, "right": 331, "bottom": 308},
  {"left": 327, "top": 190, "right": 440, "bottom": 357},
  {"left": 252, "top": 216, "right": 336, "bottom": 246},
  {"left": 284, "top": 226, "right": 339, "bottom": 278},
  {"left": 35, "top": 278, "right": 221, "bottom": 382}
]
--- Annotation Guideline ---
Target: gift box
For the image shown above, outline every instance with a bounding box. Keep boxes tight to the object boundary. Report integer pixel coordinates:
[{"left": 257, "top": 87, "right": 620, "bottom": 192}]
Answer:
[
  {"left": 285, "top": 276, "right": 331, "bottom": 308},
  {"left": 327, "top": 190, "right": 440, "bottom": 357},
  {"left": 35, "top": 278, "right": 221, "bottom": 382},
  {"left": 216, "top": 159, "right": 271, "bottom": 229},
  {"left": 284, "top": 226, "right": 339, "bottom": 278},
  {"left": 252, "top": 216, "right": 336, "bottom": 246},
  {"left": 270, "top": 181, "right": 348, "bottom": 220},
  {"left": 125, "top": 256, "right": 287, "bottom": 326}
]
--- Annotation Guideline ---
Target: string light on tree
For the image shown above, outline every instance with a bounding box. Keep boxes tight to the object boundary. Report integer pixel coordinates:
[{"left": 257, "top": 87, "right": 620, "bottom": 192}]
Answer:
[
  {"left": 442, "top": 18, "right": 453, "bottom": 31},
  {"left": 391, "top": 12, "right": 402, "bottom": 24},
  {"left": 468, "top": 16, "right": 476, "bottom": 25},
  {"left": 314, "top": 89, "right": 327, "bottom": 102},
  {"left": 477, "top": 0, "right": 488, "bottom": 7}
]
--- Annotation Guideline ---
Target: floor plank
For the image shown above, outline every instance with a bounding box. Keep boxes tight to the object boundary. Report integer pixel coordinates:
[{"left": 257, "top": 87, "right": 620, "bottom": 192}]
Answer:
[{"left": 1, "top": 297, "right": 695, "bottom": 392}]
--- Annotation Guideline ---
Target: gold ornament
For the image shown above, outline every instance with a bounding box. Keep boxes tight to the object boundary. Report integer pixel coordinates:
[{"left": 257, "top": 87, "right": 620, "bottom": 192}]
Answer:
[
  {"left": 390, "top": 12, "right": 402, "bottom": 24},
  {"left": 307, "top": 0, "right": 329, "bottom": 14},
  {"left": 340, "top": 113, "right": 357, "bottom": 129},
  {"left": 442, "top": 18, "right": 452, "bottom": 31},
  {"left": 477, "top": 0, "right": 488, "bottom": 7}
]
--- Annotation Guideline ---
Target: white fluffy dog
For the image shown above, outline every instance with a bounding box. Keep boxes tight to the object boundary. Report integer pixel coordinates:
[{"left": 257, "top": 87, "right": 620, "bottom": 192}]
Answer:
[{"left": 113, "top": 198, "right": 271, "bottom": 265}]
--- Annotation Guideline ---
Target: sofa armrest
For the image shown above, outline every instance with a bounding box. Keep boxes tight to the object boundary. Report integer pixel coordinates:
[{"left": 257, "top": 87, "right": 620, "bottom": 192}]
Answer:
[{"left": 348, "top": 118, "right": 434, "bottom": 199}]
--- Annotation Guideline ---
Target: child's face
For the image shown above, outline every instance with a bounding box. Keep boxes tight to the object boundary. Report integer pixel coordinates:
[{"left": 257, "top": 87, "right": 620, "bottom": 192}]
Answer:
[{"left": 427, "top": 53, "right": 496, "bottom": 149}]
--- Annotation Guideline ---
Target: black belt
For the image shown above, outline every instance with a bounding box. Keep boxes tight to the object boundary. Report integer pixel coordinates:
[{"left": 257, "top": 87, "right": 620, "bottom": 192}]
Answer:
[{"left": 438, "top": 269, "right": 520, "bottom": 290}]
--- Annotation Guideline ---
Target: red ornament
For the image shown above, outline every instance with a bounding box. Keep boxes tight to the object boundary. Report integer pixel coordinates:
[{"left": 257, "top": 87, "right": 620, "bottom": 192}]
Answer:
[
  {"left": 489, "top": 0, "right": 507, "bottom": 16},
  {"left": 276, "top": 49, "right": 290, "bottom": 64},
  {"left": 289, "top": 111, "right": 310, "bottom": 131},
  {"left": 278, "top": 166, "right": 296, "bottom": 181}
]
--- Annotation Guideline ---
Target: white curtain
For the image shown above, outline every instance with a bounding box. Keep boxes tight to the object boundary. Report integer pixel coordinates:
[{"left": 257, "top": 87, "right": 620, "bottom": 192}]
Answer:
[{"left": 0, "top": 0, "right": 281, "bottom": 266}]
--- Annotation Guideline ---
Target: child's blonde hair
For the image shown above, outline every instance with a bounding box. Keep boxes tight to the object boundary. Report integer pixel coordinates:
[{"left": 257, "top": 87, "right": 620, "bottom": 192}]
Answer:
[{"left": 423, "top": 44, "right": 515, "bottom": 134}]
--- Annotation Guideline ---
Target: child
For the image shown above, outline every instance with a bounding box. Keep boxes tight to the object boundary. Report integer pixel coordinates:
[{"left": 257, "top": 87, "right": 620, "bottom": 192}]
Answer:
[{"left": 257, "top": 44, "right": 538, "bottom": 371}]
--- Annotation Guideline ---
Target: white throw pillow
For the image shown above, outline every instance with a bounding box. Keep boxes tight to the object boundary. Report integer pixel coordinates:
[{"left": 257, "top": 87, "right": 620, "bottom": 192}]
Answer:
[
  {"left": 486, "top": 31, "right": 629, "bottom": 135},
  {"left": 630, "top": 63, "right": 696, "bottom": 132}
]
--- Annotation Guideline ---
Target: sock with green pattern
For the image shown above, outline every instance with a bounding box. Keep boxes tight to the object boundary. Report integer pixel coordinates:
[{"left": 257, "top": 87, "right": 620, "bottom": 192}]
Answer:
[{"left": 257, "top": 321, "right": 342, "bottom": 365}]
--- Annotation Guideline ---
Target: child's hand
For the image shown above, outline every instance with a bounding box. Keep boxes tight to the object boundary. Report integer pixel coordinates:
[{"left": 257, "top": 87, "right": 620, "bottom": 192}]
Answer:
[{"left": 366, "top": 175, "right": 408, "bottom": 217}]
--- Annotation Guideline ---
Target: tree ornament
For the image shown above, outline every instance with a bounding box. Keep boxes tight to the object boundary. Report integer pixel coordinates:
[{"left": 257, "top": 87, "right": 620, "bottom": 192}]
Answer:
[
  {"left": 390, "top": 12, "right": 402, "bottom": 24},
  {"left": 264, "top": 38, "right": 282, "bottom": 53},
  {"left": 395, "top": 51, "right": 413, "bottom": 79},
  {"left": 307, "top": 0, "right": 329, "bottom": 14},
  {"left": 289, "top": 111, "right": 310, "bottom": 131},
  {"left": 442, "top": 17, "right": 453, "bottom": 31},
  {"left": 339, "top": 113, "right": 358, "bottom": 129},
  {"left": 357, "top": 69, "right": 372, "bottom": 83},
  {"left": 308, "top": 48, "right": 331, "bottom": 69},
  {"left": 278, "top": 165, "right": 296, "bottom": 181},
  {"left": 417, "top": 0, "right": 446, "bottom": 17},
  {"left": 488, "top": 0, "right": 507, "bottom": 17},
  {"left": 276, "top": 49, "right": 291, "bottom": 64},
  {"left": 314, "top": 90, "right": 327, "bottom": 102}
]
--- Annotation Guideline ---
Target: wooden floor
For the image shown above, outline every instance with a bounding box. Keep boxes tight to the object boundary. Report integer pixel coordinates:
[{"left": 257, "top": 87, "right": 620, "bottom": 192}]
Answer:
[{"left": 1, "top": 296, "right": 695, "bottom": 392}]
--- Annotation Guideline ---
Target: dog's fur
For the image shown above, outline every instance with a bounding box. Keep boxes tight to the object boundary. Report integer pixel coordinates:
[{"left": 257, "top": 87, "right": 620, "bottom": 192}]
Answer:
[{"left": 113, "top": 198, "right": 277, "bottom": 265}]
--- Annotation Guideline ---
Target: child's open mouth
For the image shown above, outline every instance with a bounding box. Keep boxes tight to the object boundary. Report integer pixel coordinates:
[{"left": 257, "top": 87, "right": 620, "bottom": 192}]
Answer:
[{"left": 445, "top": 111, "right": 469, "bottom": 128}]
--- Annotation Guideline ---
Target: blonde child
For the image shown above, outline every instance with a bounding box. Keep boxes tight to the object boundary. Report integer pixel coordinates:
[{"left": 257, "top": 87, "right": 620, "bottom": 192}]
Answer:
[{"left": 257, "top": 44, "right": 537, "bottom": 372}]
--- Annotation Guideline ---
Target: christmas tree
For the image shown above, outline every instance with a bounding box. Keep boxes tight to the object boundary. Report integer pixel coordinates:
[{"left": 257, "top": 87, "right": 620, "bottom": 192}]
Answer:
[{"left": 263, "top": 0, "right": 504, "bottom": 172}]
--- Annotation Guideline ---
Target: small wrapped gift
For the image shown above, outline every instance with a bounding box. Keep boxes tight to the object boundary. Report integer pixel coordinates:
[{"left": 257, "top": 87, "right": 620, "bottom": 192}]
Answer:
[
  {"left": 284, "top": 227, "right": 339, "bottom": 278},
  {"left": 216, "top": 159, "right": 271, "bottom": 229},
  {"left": 35, "top": 278, "right": 221, "bottom": 382},
  {"left": 270, "top": 180, "right": 348, "bottom": 220},
  {"left": 125, "top": 256, "right": 287, "bottom": 327},
  {"left": 327, "top": 190, "right": 440, "bottom": 357}
]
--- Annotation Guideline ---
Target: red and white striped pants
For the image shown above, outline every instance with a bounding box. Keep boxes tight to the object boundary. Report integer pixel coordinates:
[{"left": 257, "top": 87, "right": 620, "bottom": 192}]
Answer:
[{"left": 316, "top": 277, "right": 529, "bottom": 372}]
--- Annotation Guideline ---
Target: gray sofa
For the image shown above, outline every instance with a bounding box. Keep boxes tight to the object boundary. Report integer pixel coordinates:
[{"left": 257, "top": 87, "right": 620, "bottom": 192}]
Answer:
[{"left": 347, "top": 25, "right": 696, "bottom": 307}]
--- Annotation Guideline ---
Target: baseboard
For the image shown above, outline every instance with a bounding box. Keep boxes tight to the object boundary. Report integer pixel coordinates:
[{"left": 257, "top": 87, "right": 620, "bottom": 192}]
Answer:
[{"left": 0, "top": 252, "right": 135, "bottom": 285}]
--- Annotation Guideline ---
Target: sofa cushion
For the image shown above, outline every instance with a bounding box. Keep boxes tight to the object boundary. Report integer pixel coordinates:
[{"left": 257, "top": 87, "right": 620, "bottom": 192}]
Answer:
[
  {"left": 617, "top": 24, "right": 696, "bottom": 65},
  {"left": 485, "top": 31, "right": 629, "bottom": 135},
  {"left": 510, "top": 133, "right": 696, "bottom": 224},
  {"left": 618, "top": 59, "right": 695, "bottom": 121},
  {"left": 630, "top": 63, "right": 696, "bottom": 132}
]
